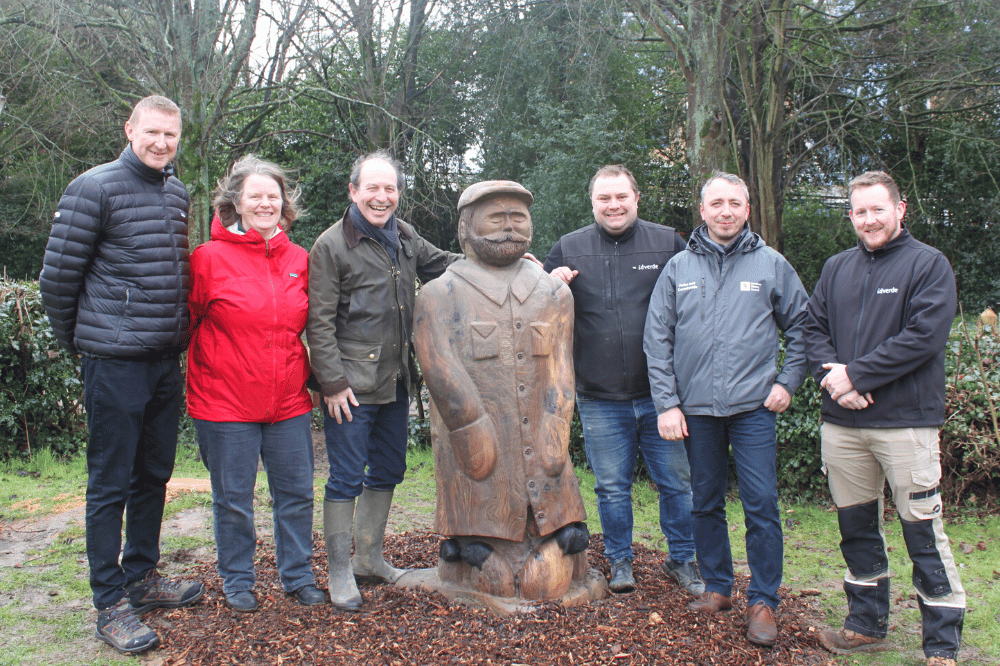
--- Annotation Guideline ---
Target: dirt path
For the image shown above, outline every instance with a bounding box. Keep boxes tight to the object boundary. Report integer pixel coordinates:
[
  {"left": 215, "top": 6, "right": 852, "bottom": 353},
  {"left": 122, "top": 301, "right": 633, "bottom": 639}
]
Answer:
[{"left": 0, "top": 432, "right": 436, "bottom": 666}]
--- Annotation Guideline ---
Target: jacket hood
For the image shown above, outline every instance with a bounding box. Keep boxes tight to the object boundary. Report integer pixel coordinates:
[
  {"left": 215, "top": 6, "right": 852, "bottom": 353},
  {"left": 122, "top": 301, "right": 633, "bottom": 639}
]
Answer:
[
  {"left": 120, "top": 144, "right": 176, "bottom": 183},
  {"left": 687, "top": 222, "right": 763, "bottom": 255}
]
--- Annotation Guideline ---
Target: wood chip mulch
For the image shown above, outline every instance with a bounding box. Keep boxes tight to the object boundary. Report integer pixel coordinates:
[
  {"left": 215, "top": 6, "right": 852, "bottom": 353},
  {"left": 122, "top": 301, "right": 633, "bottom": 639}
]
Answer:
[{"left": 151, "top": 533, "right": 837, "bottom": 665}]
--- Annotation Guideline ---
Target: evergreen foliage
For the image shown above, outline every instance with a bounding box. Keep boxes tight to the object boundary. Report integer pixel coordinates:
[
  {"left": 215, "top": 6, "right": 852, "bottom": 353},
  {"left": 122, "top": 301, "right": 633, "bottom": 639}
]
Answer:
[{"left": 0, "top": 279, "right": 85, "bottom": 458}]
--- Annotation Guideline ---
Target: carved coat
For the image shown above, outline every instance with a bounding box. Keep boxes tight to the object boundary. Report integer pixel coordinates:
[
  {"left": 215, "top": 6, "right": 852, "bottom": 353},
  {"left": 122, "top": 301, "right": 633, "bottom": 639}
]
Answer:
[{"left": 414, "top": 258, "right": 586, "bottom": 541}]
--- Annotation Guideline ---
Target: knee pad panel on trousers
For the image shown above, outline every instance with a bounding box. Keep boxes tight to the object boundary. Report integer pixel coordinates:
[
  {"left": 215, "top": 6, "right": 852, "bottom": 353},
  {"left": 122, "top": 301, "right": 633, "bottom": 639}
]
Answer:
[
  {"left": 901, "top": 518, "right": 952, "bottom": 598},
  {"left": 843, "top": 577, "right": 890, "bottom": 638},
  {"left": 917, "top": 596, "right": 964, "bottom": 659},
  {"left": 838, "top": 501, "right": 888, "bottom": 579}
]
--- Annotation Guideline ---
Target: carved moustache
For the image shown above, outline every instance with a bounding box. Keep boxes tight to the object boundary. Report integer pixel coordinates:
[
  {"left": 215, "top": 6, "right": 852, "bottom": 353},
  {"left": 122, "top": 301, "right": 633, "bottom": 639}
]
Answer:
[
  {"left": 481, "top": 231, "right": 531, "bottom": 244},
  {"left": 468, "top": 231, "right": 531, "bottom": 266}
]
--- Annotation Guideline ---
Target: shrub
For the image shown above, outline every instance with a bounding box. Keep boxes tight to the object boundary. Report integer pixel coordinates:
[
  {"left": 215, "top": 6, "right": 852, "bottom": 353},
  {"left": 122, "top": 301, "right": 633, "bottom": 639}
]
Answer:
[
  {"left": 941, "top": 313, "right": 1000, "bottom": 507},
  {"left": 0, "top": 279, "right": 86, "bottom": 458},
  {"left": 775, "top": 375, "right": 827, "bottom": 500}
]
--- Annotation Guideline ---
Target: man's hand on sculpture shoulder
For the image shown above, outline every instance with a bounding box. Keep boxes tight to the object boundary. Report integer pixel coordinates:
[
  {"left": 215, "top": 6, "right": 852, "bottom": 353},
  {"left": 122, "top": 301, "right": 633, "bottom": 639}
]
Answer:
[
  {"left": 764, "top": 384, "right": 792, "bottom": 413},
  {"left": 836, "top": 389, "right": 874, "bottom": 411},
  {"left": 820, "top": 363, "right": 856, "bottom": 401},
  {"left": 324, "top": 387, "right": 359, "bottom": 424},
  {"left": 657, "top": 407, "right": 688, "bottom": 441},
  {"left": 522, "top": 252, "right": 544, "bottom": 268},
  {"left": 550, "top": 266, "right": 579, "bottom": 285}
]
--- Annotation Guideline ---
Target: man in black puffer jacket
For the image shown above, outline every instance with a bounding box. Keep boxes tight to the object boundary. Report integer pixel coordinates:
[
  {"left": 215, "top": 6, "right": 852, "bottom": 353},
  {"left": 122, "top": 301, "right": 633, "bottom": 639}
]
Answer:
[{"left": 40, "top": 96, "right": 203, "bottom": 655}]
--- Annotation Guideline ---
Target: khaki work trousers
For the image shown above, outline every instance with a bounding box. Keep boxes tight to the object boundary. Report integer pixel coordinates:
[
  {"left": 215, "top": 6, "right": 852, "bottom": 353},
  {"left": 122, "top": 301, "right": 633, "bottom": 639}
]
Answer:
[{"left": 821, "top": 423, "right": 965, "bottom": 658}]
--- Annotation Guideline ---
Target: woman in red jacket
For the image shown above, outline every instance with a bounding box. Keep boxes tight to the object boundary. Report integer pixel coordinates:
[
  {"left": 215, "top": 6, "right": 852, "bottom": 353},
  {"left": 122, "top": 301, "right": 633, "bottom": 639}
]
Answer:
[{"left": 187, "top": 156, "right": 325, "bottom": 612}]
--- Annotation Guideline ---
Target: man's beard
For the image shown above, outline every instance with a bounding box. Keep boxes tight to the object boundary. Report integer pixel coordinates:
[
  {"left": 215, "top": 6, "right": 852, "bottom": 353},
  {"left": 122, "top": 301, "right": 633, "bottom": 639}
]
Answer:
[{"left": 468, "top": 232, "right": 531, "bottom": 267}]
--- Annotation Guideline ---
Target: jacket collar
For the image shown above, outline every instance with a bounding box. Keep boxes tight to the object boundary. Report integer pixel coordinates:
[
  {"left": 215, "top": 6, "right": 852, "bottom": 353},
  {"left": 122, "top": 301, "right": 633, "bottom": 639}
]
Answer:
[
  {"left": 342, "top": 205, "right": 413, "bottom": 249},
  {"left": 596, "top": 218, "right": 642, "bottom": 244},
  {"left": 688, "top": 222, "right": 761, "bottom": 254},
  {"left": 209, "top": 213, "right": 288, "bottom": 250},
  {"left": 120, "top": 145, "right": 175, "bottom": 184},
  {"left": 857, "top": 225, "right": 911, "bottom": 257},
  {"left": 448, "top": 259, "right": 542, "bottom": 307}
]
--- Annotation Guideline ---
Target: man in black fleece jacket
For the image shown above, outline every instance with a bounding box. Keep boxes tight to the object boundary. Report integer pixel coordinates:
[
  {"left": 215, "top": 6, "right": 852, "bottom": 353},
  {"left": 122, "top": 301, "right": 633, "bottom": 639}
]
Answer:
[{"left": 804, "top": 171, "right": 965, "bottom": 666}]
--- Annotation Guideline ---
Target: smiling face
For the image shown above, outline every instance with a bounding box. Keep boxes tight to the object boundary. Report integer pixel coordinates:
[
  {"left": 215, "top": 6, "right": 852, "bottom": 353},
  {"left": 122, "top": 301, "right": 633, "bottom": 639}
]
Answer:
[
  {"left": 237, "top": 174, "right": 283, "bottom": 239},
  {"left": 700, "top": 178, "right": 750, "bottom": 245},
  {"left": 349, "top": 158, "right": 400, "bottom": 228},
  {"left": 124, "top": 108, "right": 181, "bottom": 171},
  {"left": 849, "top": 184, "right": 905, "bottom": 251},
  {"left": 590, "top": 174, "right": 639, "bottom": 235}
]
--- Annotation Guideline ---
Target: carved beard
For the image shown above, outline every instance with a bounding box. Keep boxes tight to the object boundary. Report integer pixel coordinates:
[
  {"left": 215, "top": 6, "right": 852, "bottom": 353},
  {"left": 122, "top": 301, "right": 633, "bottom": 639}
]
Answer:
[{"left": 467, "top": 232, "right": 531, "bottom": 267}]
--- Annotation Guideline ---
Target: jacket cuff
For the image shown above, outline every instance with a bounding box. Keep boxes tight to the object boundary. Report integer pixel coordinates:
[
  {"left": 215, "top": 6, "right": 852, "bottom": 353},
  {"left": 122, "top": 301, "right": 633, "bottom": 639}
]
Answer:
[
  {"left": 320, "top": 378, "right": 350, "bottom": 397},
  {"left": 654, "top": 396, "right": 681, "bottom": 415}
]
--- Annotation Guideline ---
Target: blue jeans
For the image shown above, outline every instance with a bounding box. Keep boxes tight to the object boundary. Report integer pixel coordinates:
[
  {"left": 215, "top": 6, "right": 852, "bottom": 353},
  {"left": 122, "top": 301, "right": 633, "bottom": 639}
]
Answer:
[
  {"left": 686, "top": 406, "right": 782, "bottom": 608},
  {"left": 82, "top": 356, "right": 182, "bottom": 610},
  {"left": 577, "top": 395, "right": 695, "bottom": 564},
  {"left": 324, "top": 380, "right": 408, "bottom": 501},
  {"left": 195, "top": 413, "right": 316, "bottom": 595}
]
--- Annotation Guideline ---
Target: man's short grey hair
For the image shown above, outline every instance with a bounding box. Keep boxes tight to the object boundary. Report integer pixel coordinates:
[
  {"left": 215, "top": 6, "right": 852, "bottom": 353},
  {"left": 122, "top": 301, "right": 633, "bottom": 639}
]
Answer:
[
  {"left": 349, "top": 150, "right": 406, "bottom": 192},
  {"left": 128, "top": 95, "right": 181, "bottom": 125},
  {"left": 700, "top": 170, "right": 750, "bottom": 203}
]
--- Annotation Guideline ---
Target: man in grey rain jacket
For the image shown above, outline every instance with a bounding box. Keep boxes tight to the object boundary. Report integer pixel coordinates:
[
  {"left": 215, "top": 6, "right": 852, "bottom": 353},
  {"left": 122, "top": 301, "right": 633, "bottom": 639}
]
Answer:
[{"left": 643, "top": 171, "right": 808, "bottom": 647}]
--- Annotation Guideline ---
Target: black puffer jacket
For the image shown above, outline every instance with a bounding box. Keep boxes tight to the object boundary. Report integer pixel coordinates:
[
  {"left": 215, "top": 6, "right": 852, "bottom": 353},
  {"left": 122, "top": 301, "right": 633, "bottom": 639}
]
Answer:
[
  {"left": 544, "top": 219, "right": 687, "bottom": 400},
  {"left": 40, "top": 146, "right": 190, "bottom": 358}
]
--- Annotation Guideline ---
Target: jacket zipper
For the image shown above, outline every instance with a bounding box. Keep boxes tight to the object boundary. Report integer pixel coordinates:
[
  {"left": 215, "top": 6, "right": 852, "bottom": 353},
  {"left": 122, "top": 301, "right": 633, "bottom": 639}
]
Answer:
[
  {"left": 370, "top": 238, "right": 405, "bottom": 378},
  {"left": 114, "top": 288, "right": 131, "bottom": 341},
  {"left": 613, "top": 241, "right": 629, "bottom": 391},
  {"left": 265, "top": 237, "right": 277, "bottom": 421}
]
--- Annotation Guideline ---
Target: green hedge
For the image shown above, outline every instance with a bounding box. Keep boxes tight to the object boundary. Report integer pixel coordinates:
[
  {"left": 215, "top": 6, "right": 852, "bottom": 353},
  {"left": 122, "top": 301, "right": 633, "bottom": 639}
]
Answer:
[
  {"left": 6, "top": 275, "right": 999, "bottom": 508},
  {"left": 0, "top": 279, "right": 86, "bottom": 458}
]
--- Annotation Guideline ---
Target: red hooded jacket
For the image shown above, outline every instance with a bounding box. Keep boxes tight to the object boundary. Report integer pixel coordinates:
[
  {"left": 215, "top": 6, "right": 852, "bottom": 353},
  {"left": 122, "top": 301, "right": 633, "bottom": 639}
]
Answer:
[{"left": 186, "top": 215, "right": 312, "bottom": 423}]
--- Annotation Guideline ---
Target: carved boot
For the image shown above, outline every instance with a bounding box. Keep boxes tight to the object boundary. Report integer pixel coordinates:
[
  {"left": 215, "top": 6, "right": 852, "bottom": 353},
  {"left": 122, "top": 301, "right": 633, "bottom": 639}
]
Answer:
[
  {"left": 351, "top": 487, "right": 408, "bottom": 583},
  {"left": 323, "top": 499, "right": 362, "bottom": 612}
]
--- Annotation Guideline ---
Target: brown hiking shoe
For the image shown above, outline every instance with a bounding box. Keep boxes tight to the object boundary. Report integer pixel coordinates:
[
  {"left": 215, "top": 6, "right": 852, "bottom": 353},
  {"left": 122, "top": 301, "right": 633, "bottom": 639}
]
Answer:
[
  {"left": 687, "top": 591, "right": 733, "bottom": 613},
  {"left": 818, "top": 628, "right": 887, "bottom": 654},
  {"left": 926, "top": 658, "right": 957, "bottom": 666}
]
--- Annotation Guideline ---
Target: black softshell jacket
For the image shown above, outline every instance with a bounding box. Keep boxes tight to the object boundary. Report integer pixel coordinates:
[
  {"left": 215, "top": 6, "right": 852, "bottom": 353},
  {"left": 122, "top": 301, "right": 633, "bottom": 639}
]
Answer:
[{"left": 803, "top": 228, "right": 957, "bottom": 428}]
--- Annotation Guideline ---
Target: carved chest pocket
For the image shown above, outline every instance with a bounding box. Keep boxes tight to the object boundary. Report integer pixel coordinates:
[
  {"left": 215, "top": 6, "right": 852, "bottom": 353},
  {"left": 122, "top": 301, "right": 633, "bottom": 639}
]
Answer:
[
  {"left": 470, "top": 321, "right": 499, "bottom": 360},
  {"left": 531, "top": 322, "right": 554, "bottom": 356}
]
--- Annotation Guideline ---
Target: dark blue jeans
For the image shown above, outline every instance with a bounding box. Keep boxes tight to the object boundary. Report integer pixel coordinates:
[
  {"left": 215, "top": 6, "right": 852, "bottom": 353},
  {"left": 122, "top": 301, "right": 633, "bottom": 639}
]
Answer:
[
  {"left": 685, "top": 406, "right": 782, "bottom": 608},
  {"left": 82, "top": 356, "right": 182, "bottom": 610},
  {"left": 195, "top": 413, "right": 316, "bottom": 595},
  {"left": 323, "top": 380, "right": 408, "bottom": 501},
  {"left": 577, "top": 395, "right": 696, "bottom": 563}
]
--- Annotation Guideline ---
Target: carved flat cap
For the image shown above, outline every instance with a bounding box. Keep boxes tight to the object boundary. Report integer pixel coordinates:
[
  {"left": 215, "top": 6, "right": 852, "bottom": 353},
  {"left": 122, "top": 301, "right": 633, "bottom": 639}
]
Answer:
[{"left": 457, "top": 180, "right": 534, "bottom": 211}]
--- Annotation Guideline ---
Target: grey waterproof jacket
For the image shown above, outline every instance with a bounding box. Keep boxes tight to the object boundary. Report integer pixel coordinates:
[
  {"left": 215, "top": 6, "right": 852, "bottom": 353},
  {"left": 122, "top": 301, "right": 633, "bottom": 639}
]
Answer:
[{"left": 644, "top": 224, "right": 809, "bottom": 417}]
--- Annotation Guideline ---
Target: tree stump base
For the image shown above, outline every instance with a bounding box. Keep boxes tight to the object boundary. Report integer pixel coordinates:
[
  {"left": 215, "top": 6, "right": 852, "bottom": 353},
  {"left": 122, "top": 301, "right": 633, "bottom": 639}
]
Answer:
[{"left": 395, "top": 534, "right": 608, "bottom": 616}]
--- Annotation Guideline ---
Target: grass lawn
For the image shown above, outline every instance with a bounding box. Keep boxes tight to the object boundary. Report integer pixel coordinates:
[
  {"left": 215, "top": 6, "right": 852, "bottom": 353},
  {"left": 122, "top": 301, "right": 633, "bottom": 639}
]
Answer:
[{"left": 1, "top": 442, "right": 997, "bottom": 665}]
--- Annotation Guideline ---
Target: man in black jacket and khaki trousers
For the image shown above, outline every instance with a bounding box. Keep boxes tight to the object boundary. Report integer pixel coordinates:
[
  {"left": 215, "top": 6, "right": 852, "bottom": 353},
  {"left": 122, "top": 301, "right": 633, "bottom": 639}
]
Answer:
[
  {"left": 804, "top": 171, "right": 965, "bottom": 666},
  {"left": 40, "top": 96, "right": 203, "bottom": 655}
]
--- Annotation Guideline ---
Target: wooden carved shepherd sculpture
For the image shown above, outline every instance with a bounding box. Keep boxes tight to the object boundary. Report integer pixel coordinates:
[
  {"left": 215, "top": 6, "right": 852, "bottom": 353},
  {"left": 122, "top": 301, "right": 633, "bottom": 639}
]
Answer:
[{"left": 413, "top": 181, "right": 599, "bottom": 604}]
